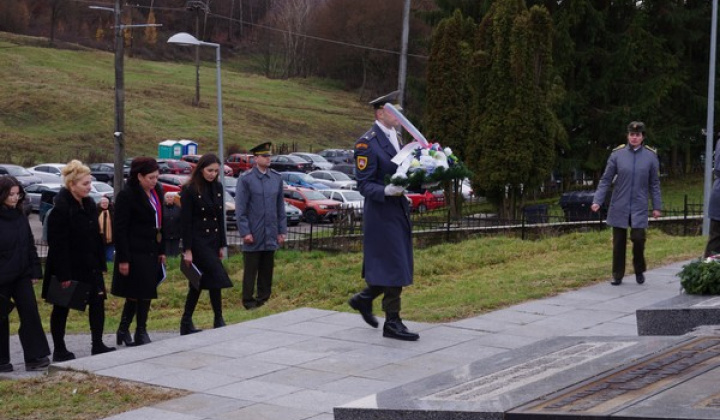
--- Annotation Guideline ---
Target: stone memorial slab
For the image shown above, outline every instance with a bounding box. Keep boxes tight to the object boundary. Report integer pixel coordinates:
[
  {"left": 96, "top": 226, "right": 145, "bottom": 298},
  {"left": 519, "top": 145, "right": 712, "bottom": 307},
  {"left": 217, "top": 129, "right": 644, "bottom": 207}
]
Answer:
[
  {"left": 637, "top": 294, "right": 720, "bottom": 336},
  {"left": 510, "top": 336, "right": 720, "bottom": 419},
  {"left": 333, "top": 336, "right": 687, "bottom": 420}
]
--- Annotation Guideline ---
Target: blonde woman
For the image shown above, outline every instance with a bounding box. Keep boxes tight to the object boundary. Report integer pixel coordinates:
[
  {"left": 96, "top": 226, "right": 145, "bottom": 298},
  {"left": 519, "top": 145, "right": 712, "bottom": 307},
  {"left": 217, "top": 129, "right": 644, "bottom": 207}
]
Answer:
[{"left": 42, "top": 160, "right": 116, "bottom": 361}]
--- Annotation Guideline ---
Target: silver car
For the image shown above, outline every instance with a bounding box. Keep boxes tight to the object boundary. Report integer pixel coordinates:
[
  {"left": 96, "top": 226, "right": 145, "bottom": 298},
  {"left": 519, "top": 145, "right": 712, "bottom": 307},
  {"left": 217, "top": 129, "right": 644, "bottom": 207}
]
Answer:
[{"left": 308, "top": 170, "right": 357, "bottom": 190}]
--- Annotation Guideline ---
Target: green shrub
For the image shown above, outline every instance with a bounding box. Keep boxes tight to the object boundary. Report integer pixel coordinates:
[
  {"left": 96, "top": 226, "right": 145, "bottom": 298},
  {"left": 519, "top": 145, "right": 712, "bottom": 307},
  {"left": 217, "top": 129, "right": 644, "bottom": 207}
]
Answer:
[{"left": 678, "top": 258, "right": 720, "bottom": 294}]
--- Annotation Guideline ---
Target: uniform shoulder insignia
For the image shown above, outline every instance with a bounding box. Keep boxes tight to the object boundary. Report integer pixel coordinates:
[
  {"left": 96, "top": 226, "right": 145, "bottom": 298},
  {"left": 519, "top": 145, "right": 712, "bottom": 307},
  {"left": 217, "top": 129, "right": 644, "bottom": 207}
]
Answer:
[
  {"left": 644, "top": 145, "right": 657, "bottom": 153},
  {"left": 356, "top": 142, "right": 368, "bottom": 150},
  {"left": 612, "top": 144, "right": 625, "bottom": 151}
]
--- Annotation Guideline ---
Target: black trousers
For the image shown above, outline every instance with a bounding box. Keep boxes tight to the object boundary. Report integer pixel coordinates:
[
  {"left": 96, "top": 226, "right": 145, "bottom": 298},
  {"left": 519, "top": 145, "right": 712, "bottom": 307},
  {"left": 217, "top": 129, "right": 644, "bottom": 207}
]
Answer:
[
  {"left": 0, "top": 279, "right": 50, "bottom": 363},
  {"left": 612, "top": 227, "right": 646, "bottom": 280},
  {"left": 705, "top": 219, "right": 720, "bottom": 257},
  {"left": 51, "top": 289, "right": 107, "bottom": 350},
  {"left": 357, "top": 285, "right": 403, "bottom": 313},
  {"left": 242, "top": 251, "right": 275, "bottom": 305}
]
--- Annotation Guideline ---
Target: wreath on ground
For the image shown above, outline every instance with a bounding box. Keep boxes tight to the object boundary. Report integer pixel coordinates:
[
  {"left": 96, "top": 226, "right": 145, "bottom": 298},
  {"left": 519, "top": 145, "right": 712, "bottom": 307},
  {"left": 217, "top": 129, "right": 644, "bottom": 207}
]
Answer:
[{"left": 678, "top": 255, "right": 720, "bottom": 295}]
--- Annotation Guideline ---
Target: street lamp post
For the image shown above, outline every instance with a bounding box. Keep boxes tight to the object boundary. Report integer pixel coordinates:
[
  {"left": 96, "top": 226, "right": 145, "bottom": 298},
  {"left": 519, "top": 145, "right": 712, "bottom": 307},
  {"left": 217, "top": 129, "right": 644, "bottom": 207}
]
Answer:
[{"left": 168, "top": 32, "right": 226, "bottom": 237}]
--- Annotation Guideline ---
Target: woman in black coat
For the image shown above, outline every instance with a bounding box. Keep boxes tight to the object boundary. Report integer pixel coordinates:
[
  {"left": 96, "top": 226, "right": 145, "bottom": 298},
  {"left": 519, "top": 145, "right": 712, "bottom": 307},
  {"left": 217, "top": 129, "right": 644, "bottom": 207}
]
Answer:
[
  {"left": 180, "top": 154, "right": 232, "bottom": 335},
  {"left": 43, "top": 160, "right": 116, "bottom": 360},
  {"left": 111, "top": 157, "right": 165, "bottom": 346},
  {"left": 162, "top": 192, "right": 182, "bottom": 257},
  {"left": 0, "top": 176, "right": 50, "bottom": 372}
]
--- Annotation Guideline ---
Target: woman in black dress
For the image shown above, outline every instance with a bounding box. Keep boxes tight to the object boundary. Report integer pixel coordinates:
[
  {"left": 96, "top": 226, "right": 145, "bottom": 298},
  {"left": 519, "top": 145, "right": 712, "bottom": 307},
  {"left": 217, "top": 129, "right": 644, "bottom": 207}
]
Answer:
[
  {"left": 112, "top": 157, "right": 165, "bottom": 346},
  {"left": 180, "top": 154, "right": 232, "bottom": 334},
  {"left": 43, "top": 160, "right": 116, "bottom": 360},
  {"left": 0, "top": 176, "right": 50, "bottom": 372}
]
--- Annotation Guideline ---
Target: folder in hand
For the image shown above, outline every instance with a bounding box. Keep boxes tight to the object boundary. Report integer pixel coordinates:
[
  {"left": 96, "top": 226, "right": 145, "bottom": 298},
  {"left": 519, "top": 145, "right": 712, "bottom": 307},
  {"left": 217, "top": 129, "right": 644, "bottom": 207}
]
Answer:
[
  {"left": 181, "top": 262, "right": 202, "bottom": 290},
  {"left": 46, "top": 276, "right": 91, "bottom": 311}
]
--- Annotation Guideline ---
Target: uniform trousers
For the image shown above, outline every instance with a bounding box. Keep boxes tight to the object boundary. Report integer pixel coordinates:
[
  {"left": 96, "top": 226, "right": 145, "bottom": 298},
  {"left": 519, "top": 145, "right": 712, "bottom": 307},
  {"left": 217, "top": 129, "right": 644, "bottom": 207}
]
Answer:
[
  {"left": 356, "top": 285, "right": 402, "bottom": 313},
  {"left": 612, "top": 227, "right": 646, "bottom": 281},
  {"left": 242, "top": 251, "right": 275, "bottom": 305},
  {"left": 0, "top": 279, "right": 50, "bottom": 363},
  {"left": 705, "top": 219, "right": 720, "bottom": 257}
]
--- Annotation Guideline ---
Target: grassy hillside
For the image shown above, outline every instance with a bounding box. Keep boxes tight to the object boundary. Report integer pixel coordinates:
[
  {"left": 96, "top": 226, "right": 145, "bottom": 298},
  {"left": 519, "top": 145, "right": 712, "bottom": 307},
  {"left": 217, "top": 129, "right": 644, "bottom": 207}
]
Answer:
[{"left": 0, "top": 32, "right": 369, "bottom": 165}]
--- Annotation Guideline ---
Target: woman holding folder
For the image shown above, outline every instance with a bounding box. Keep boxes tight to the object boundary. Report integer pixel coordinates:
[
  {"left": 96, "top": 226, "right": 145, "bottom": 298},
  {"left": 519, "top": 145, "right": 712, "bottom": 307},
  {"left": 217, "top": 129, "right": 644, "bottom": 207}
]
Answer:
[
  {"left": 180, "top": 154, "right": 232, "bottom": 335},
  {"left": 43, "top": 160, "right": 116, "bottom": 360},
  {"left": 111, "top": 157, "right": 165, "bottom": 346}
]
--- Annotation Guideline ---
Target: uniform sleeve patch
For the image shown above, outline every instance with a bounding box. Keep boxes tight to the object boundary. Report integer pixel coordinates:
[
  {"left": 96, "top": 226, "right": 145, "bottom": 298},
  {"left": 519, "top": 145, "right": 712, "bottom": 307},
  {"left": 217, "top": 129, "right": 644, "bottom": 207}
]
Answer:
[
  {"left": 356, "top": 156, "right": 368, "bottom": 171},
  {"left": 356, "top": 142, "right": 368, "bottom": 150}
]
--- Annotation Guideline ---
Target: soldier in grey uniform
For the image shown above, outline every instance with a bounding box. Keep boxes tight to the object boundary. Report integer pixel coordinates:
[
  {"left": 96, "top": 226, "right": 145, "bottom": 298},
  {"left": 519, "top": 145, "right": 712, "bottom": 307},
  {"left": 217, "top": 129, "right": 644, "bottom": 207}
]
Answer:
[
  {"left": 592, "top": 121, "right": 662, "bottom": 285},
  {"left": 235, "top": 142, "right": 287, "bottom": 309}
]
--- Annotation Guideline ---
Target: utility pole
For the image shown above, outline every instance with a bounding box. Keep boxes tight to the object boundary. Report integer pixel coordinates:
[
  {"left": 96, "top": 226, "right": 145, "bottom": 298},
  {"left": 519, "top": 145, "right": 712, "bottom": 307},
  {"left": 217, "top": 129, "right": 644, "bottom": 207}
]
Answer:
[
  {"left": 397, "top": 0, "right": 411, "bottom": 108},
  {"left": 186, "top": 1, "right": 209, "bottom": 106},
  {"left": 704, "top": 0, "right": 718, "bottom": 236},
  {"left": 90, "top": 3, "right": 161, "bottom": 195}
]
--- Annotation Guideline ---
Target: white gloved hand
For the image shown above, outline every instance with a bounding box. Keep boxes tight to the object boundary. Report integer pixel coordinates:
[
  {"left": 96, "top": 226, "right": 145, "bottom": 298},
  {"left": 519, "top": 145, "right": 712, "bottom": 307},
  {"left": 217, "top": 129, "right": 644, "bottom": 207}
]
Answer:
[{"left": 384, "top": 184, "right": 405, "bottom": 196}]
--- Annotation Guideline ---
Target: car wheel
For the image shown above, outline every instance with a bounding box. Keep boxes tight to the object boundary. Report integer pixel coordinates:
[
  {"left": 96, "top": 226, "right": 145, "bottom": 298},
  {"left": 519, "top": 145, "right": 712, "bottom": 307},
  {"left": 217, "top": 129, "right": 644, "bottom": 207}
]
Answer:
[
  {"left": 417, "top": 203, "right": 427, "bottom": 213},
  {"left": 304, "top": 209, "right": 319, "bottom": 224}
]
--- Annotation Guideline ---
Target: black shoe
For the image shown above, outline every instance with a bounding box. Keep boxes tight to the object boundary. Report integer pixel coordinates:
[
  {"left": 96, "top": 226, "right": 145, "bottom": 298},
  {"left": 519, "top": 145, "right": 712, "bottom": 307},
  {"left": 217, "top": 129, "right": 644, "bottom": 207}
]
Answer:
[
  {"left": 214, "top": 317, "right": 226, "bottom": 328},
  {"left": 180, "top": 321, "right": 202, "bottom": 335},
  {"left": 134, "top": 330, "right": 152, "bottom": 346},
  {"left": 636, "top": 273, "right": 645, "bottom": 284},
  {"left": 610, "top": 278, "right": 622, "bottom": 286},
  {"left": 116, "top": 329, "right": 134, "bottom": 346},
  {"left": 243, "top": 301, "right": 258, "bottom": 310},
  {"left": 383, "top": 319, "right": 419, "bottom": 341},
  {"left": 348, "top": 294, "right": 378, "bottom": 328},
  {"left": 26, "top": 356, "right": 50, "bottom": 371},
  {"left": 91, "top": 343, "right": 117, "bottom": 355},
  {"left": 0, "top": 363, "right": 13, "bottom": 372},
  {"left": 52, "top": 350, "right": 76, "bottom": 363}
]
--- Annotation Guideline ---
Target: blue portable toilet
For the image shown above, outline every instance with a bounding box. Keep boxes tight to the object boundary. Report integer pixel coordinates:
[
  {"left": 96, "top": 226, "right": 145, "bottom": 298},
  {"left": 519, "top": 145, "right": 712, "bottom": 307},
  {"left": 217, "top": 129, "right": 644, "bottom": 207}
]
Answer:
[
  {"left": 178, "top": 139, "right": 198, "bottom": 156},
  {"left": 158, "top": 140, "right": 183, "bottom": 159}
]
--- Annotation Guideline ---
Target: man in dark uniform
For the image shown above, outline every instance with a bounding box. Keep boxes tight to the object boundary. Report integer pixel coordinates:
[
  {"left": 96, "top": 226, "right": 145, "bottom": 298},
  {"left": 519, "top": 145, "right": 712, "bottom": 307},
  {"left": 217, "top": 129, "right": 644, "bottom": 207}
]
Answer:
[
  {"left": 591, "top": 121, "right": 662, "bottom": 285},
  {"left": 348, "top": 91, "right": 419, "bottom": 341},
  {"left": 235, "top": 142, "right": 287, "bottom": 309}
]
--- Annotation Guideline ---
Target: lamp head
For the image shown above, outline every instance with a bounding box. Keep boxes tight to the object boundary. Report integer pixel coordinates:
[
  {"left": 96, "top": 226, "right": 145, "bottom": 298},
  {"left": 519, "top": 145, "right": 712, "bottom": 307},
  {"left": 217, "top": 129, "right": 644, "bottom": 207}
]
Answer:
[{"left": 167, "top": 32, "right": 201, "bottom": 46}]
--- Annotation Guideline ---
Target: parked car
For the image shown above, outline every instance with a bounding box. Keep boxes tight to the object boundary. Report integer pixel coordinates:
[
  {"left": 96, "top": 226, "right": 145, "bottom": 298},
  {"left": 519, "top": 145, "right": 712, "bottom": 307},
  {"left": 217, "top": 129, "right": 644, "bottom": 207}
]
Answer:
[
  {"left": 319, "top": 189, "right": 364, "bottom": 220},
  {"left": 26, "top": 163, "right": 66, "bottom": 183},
  {"left": 282, "top": 186, "right": 342, "bottom": 224},
  {"left": 226, "top": 153, "right": 255, "bottom": 176},
  {"left": 270, "top": 155, "right": 313, "bottom": 173},
  {"left": 406, "top": 189, "right": 445, "bottom": 213},
  {"left": 24, "top": 183, "right": 62, "bottom": 212},
  {"left": 290, "top": 152, "right": 333, "bottom": 170},
  {"left": 280, "top": 172, "right": 330, "bottom": 190},
  {"left": 308, "top": 170, "right": 356, "bottom": 190},
  {"left": 91, "top": 181, "right": 115, "bottom": 202},
  {"left": 0, "top": 164, "right": 42, "bottom": 187},
  {"left": 88, "top": 162, "right": 129, "bottom": 183},
  {"left": 223, "top": 175, "right": 238, "bottom": 197},
  {"left": 182, "top": 154, "right": 233, "bottom": 176},
  {"left": 157, "top": 159, "right": 192, "bottom": 175},
  {"left": 157, "top": 174, "right": 189, "bottom": 194},
  {"left": 331, "top": 162, "right": 356, "bottom": 180},
  {"left": 317, "top": 149, "right": 353, "bottom": 164},
  {"left": 285, "top": 202, "right": 302, "bottom": 226}
]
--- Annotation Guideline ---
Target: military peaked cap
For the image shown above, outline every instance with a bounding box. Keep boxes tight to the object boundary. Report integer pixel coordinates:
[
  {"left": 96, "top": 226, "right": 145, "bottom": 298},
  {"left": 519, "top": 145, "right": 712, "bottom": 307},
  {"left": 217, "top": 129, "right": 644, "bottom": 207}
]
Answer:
[
  {"left": 627, "top": 121, "right": 646, "bottom": 134},
  {"left": 250, "top": 142, "right": 273, "bottom": 156}
]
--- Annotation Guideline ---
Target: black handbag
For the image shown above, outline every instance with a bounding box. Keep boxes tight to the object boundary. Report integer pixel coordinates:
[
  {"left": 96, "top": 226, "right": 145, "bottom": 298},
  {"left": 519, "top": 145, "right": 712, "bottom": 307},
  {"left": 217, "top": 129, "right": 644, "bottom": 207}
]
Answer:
[{"left": 46, "top": 276, "right": 91, "bottom": 311}]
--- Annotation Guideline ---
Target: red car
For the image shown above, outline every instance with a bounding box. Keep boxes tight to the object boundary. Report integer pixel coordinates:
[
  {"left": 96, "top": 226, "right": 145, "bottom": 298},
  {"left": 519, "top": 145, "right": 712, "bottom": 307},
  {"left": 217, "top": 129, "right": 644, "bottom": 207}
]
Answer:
[
  {"left": 158, "top": 174, "right": 189, "bottom": 194},
  {"left": 406, "top": 189, "right": 445, "bottom": 213},
  {"left": 282, "top": 186, "right": 342, "bottom": 224},
  {"left": 226, "top": 153, "right": 255, "bottom": 176},
  {"left": 157, "top": 159, "right": 192, "bottom": 175},
  {"left": 181, "top": 154, "right": 233, "bottom": 177}
]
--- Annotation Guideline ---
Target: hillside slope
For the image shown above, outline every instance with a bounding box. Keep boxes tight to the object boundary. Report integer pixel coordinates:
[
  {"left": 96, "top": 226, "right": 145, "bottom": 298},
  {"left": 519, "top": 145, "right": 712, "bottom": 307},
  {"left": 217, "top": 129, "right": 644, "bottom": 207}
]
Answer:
[{"left": 0, "top": 32, "right": 369, "bottom": 165}]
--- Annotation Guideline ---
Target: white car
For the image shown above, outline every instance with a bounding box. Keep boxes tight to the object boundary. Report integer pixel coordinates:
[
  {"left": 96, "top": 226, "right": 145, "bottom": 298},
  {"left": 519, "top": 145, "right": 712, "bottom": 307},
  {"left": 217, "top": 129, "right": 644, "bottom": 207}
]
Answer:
[
  {"left": 291, "top": 152, "right": 334, "bottom": 170},
  {"left": 320, "top": 189, "right": 364, "bottom": 220},
  {"left": 27, "top": 163, "right": 66, "bottom": 177},
  {"left": 308, "top": 170, "right": 357, "bottom": 190}
]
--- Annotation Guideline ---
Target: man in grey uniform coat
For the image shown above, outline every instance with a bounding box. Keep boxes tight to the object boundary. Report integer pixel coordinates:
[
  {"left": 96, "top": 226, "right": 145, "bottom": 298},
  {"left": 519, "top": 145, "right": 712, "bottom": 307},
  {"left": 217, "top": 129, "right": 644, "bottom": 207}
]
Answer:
[
  {"left": 591, "top": 121, "right": 662, "bottom": 285},
  {"left": 235, "top": 142, "right": 287, "bottom": 309}
]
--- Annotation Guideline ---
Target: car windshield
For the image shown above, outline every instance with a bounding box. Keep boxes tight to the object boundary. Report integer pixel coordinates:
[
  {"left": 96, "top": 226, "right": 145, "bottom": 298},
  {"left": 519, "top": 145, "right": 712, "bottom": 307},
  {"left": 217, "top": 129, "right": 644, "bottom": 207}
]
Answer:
[
  {"left": 302, "top": 190, "right": 327, "bottom": 200},
  {"left": 329, "top": 172, "right": 351, "bottom": 181},
  {"left": 93, "top": 183, "right": 113, "bottom": 192},
  {"left": 306, "top": 154, "right": 328, "bottom": 163},
  {"left": 297, "top": 174, "right": 316, "bottom": 183},
  {"left": 5, "top": 166, "right": 31, "bottom": 176},
  {"left": 342, "top": 191, "right": 364, "bottom": 201}
]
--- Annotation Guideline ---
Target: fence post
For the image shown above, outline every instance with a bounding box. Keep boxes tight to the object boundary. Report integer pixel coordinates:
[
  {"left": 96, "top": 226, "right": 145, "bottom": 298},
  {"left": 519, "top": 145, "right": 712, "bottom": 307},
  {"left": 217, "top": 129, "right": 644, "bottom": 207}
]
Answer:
[
  {"left": 445, "top": 208, "right": 451, "bottom": 242},
  {"left": 521, "top": 212, "right": 527, "bottom": 240},
  {"left": 309, "top": 222, "right": 313, "bottom": 252},
  {"left": 684, "top": 194, "right": 688, "bottom": 236}
]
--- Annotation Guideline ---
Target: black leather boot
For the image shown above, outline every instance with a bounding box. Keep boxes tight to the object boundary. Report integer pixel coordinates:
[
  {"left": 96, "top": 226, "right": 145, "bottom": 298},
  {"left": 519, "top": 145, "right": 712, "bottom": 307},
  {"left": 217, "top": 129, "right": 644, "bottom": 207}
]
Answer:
[
  {"left": 134, "top": 300, "right": 152, "bottom": 346},
  {"left": 180, "top": 288, "right": 202, "bottom": 335},
  {"left": 116, "top": 300, "right": 136, "bottom": 346},
  {"left": 91, "top": 342, "right": 117, "bottom": 355},
  {"left": 348, "top": 293, "right": 378, "bottom": 328},
  {"left": 383, "top": 313, "right": 419, "bottom": 341},
  {"left": 180, "top": 319, "right": 202, "bottom": 335},
  {"left": 210, "top": 289, "right": 225, "bottom": 328},
  {"left": 213, "top": 317, "right": 226, "bottom": 328}
]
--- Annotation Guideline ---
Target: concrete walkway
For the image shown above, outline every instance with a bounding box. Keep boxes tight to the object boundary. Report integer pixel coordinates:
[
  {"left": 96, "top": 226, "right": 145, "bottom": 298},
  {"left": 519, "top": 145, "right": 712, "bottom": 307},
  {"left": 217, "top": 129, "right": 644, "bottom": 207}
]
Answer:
[{"left": 7, "top": 261, "right": 689, "bottom": 420}]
